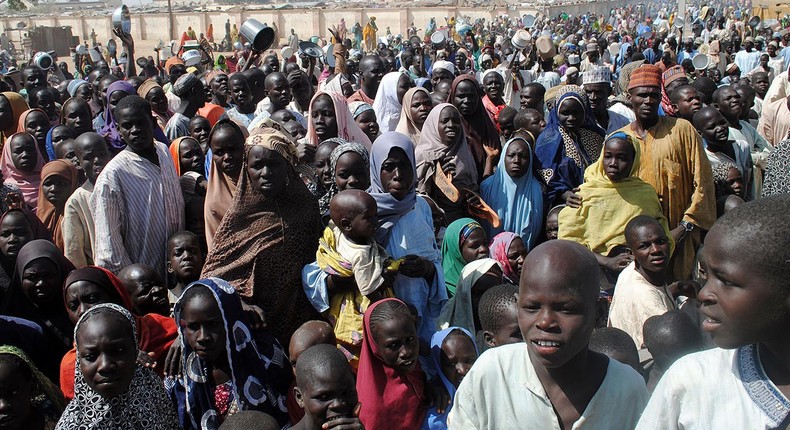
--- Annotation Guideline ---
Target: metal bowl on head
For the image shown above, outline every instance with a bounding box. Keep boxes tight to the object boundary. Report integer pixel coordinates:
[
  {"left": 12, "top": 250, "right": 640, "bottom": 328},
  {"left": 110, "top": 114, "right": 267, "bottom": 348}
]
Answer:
[
  {"left": 431, "top": 31, "right": 446, "bottom": 49},
  {"left": 298, "top": 41, "right": 322, "bottom": 58},
  {"left": 522, "top": 14, "right": 536, "bottom": 28},
  {"left": 239, "top": 19, "right": 275, "bottom": 52},
  {"left": 281, "top": 46, "right": 293, "bottom": 59},
  {"left": 692, "top": 54, "right": 709, "bottom": 70},
  {"left": 112, "top": 5, "right": 132, "bottom": 35},
  {"left": 325, "top": 43, "right": 335, "bottom": 67}
]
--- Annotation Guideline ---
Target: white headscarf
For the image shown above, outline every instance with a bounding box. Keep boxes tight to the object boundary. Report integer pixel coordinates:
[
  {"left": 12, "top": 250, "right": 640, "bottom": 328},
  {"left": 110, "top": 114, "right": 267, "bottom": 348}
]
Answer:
[{"left": 372, "top": 71, "right": 408, "bottom": 133}]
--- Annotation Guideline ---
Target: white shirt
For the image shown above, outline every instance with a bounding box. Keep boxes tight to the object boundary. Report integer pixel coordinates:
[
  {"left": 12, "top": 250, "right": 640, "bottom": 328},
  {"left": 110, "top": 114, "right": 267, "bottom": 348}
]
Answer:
[
  {"left": 448, "top": 343, "right": 649, "bottom": 430},
  {"left": 91, "top": 141, "right": 184, "bottom": 278},
  {"left": 608, "top": 262, "right": 675, "bottom": 349},
  {"left": 636, "top": 345, "right": 790, "bottom": 429}
]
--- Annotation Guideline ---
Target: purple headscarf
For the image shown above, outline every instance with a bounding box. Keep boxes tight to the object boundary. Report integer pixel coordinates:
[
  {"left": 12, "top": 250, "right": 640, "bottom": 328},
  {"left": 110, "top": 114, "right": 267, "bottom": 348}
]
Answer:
[{"left": 99, "top": 80, "right": 135, "bottom": 149}]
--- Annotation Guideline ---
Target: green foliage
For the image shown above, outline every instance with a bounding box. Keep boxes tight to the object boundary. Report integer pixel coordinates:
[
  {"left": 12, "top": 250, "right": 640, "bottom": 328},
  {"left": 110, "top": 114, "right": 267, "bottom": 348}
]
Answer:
[{"left": 8, "top": 0, "right": 27, "bottom": 11}]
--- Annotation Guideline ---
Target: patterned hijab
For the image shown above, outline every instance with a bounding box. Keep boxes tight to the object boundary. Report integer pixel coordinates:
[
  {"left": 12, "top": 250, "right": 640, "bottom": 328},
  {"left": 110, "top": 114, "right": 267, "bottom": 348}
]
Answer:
[
  {"left": 56, "top": 303, "right": 180, "bottom": 430},
  {"left": 440, "top": 218, "right": 484, "bottom": 296},
  {"left": 0, "top": 345, "right": 65, "bottom": 419},
  {"left": 535, "top": 85, "right": 605, "bottom": 201},
  {"left": 317, "top": 139, "right": 370, "bottom": 214},
  {"left": 168, "top": 278, "right": 291, "bottom": 429}
]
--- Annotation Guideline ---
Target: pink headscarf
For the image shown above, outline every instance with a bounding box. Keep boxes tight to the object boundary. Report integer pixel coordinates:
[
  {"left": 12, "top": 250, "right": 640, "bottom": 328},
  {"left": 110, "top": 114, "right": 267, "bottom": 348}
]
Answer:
[
  {"left": 1, "top": 132, "right": 45, "bottom": 209},
  {"left": 489, "top": 231, "right": 520, "bottom": 284},
  {"left": 306, "top": 90, "right": 372, "bottom": 149},
  {"left": 356, "top": 298, "right": 426, "bottom": 430}
]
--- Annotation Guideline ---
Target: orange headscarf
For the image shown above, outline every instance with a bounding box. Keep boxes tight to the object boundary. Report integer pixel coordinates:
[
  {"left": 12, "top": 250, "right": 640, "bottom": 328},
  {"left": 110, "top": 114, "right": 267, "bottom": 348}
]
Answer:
[
  {"left": 36, "top": 160, "right": 79, "bottom": 251},
  {"left": 1, "top": 91, "right": 29, "bottom": 139},
  {"left": 168, "top": 136, "right": 201, "bottom": 176}
]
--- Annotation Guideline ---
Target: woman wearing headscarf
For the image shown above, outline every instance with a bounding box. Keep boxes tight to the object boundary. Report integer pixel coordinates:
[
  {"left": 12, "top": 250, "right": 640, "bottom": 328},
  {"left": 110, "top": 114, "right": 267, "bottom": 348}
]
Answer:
[
  {"left": 446, "top": 75, "right": 500, "bottom": 175},
  {"left": 372, "top": 71, "right": 412, "bottom": 133},
  {"left": 0, "top": 91, "right": 29, "bottom": 143},
  {"left": 167, "top": 278, "right": 291, "bottom": 428},
  {"left": 535, "top": 85, "right": 605, "bottom": 207},
  {"left": 479, "top": 135, "right": 544, "bottom": 249},
  {"left": 59, "top": 266, "right": 178, "bottom": 400},
  {"left": 558, "top": 132, "right": 672, "bottom": 268},
  {"left": 55, "top": 303, "right": 180, "bottom": 430},
  {"left": 202, "top": 129, "right": 322, "bottom": 346},
  {"left": 416, "top": 103, "right": 480, "bottom": 222},
  {"left": 1, "top": 132, "right": 45, "bottom": 209},
  {"left": 321, "top": 73, "right": 352, "bottom": 98},
  {"left": 303, "top": 132, "right": 446, "bottom": 351},
  {"left": 0, "top": 345, "right": 65, "bottom": 428},
  {"left": 204, "top": 119, "right": 245, "bottom": 250},
  {"left": 98, "top": 80, "right": 136, "bottom": 150},
  {"left": 437, "top": 258, "right": 501, "bottom": 335},
  {"left": 317, "top": 139, "right": 369, "bottom": 214},
  {"left": 138, "top": 79, "right": 173, "bottom": 132},
  {"left": 4, "top": 240, "right": 75, "bottom": 372},
  {"left": 306, "top": 91, "right": 372, "bottom": 149},
  {"left": 36, "top": 160, "right": 79, "bottom": 251},
  {"left": 396, "top": 86, "right": 431, "bottom": 145}
]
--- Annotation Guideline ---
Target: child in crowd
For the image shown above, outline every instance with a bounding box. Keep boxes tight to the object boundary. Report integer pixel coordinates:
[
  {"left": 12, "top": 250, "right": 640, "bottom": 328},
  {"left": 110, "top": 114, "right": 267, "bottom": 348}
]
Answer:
[
  {"left": 56, "top": 303, "right": 179, "bottom": 429},
  {"left": 438, "top": 258, "right": 502, "bottom": 335},
  {"left": 642, "top": 310, "right": 705, "bottom": 393},
  {"left": 63, "top": 132, "right": 112, "bottom": 267},
  {"left": 291, "top": 344, "right": 364, "bottom": 430},
  {"left": 636, "top": 195, "right": 790, "bottom": 428},
  {"left": 60, "top": 265, "right": 177, "bottom": 399},
  {"left": 488, "top": 232, "right": 527, "bottom": 285},
  {"left": 423, "top": 327, "right": 478, "bottom": 430},
  {"left": 286, "top": 320, "right": 337, "bottom": 425},
  {"left": 36, "top": 160, "right": 79, "bottom": 251},
  {"left": 608, "top": 215, "right": 700, "bottom": 349},
  {"left": 693, "top": 107, "right": 754, "bottom": 200},
  {"left": 559, "top": 132, "right": 669, "bottom": 277},
  {"left": 0, "top": 345, "right": 65, "bottom": 430},
  {"left": 167, "top": 278, "right": 292, "bottom": 428},
  {"left": 188, "top": 116, "right": 211, "bottom": 153},
  {"left": 544, "top": 205, "right": 563, "bottom": 240},
  {"left": 357, "top": 298, "right": 428, "bottom": 430},
  {"left": 478, "top": 283, "right": 522, "bottom": 349},
  {"left": 441, "top": 218, "right": 490, "bottom": 296},
  {"left": 317, "top": 189, "right": 394, "bottom": 366},
  {"left": 119, "top": 263, "right": 171, "bottom": 317},
  {"left": 449, "top": 240, "right": 649, "bottom": 429},
  {"left": 588, "top": 327, "right": 642, "bottom": 372},
  {"left": 166, "top": 231, "right": 205, "bottom": 305}
]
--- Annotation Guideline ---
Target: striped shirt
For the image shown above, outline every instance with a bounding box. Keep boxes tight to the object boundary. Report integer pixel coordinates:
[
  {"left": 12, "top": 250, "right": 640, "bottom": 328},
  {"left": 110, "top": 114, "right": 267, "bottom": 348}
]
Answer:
[
  {"left": 62, "top": 185, "right": 95, "bottom": 268},
  {"left": 91, "top": 141, "right": 184, "bottom": 277}
]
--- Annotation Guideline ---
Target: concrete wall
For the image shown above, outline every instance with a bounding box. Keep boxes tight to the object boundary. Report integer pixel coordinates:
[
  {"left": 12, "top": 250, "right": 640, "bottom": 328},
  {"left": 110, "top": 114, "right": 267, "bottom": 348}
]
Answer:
[{"left": 0, "top": 1, "right": 628, "bottom": 53}]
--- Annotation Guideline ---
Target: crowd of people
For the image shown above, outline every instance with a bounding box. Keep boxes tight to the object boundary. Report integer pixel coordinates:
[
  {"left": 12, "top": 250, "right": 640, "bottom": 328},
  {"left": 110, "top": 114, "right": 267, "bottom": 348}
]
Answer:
[{"left": 0, "top": 0, "right": 788, "bottom": 428}]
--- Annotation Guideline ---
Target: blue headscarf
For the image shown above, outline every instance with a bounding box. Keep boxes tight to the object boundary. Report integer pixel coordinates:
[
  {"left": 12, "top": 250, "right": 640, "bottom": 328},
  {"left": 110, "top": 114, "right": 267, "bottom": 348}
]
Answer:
[
  {"left": 534, "top": 85, "right": 605, "bottom": 205},
  {"left": 367, "top": 131, "right": 417, "bottom": 245},
  {"left": 423, "top": 327, "right": 478, "bottom": 430},
  {"left": 167, "top": 278, "right": 292, "bottom": 429},
  {"left": 617, "top": 42, "right": 632, "bottom": 69},
  {"left": 480, "top": 136, "right": 544, "bottom": 250},
  {"left": 44, "top": 127, "right": 58, "bottom": 162}
]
